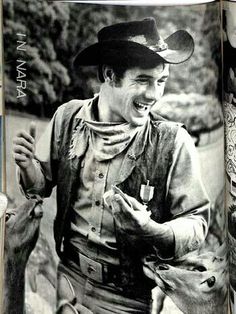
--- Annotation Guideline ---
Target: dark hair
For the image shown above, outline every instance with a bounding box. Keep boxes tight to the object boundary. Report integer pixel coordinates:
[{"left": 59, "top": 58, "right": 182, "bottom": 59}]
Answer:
[
  {"left": 98, "top": 64, "right": 129, "bottom": 84},
  {"left": 98, "top": 57, "right": 165, "bottom": 84}
]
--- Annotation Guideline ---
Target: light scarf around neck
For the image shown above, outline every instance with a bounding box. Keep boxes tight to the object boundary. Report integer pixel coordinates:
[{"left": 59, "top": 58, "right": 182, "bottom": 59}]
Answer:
[{"left": 68, "top": 97, "right": 143, "bottom": 161}]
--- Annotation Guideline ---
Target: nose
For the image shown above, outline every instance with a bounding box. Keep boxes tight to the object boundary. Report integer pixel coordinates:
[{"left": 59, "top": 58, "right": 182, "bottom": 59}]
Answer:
[
  {"left": 34, "top": 204, "right": 43, "bottom": 218},
  {"left": 144, "top": 83, "right": 162, "bottom": 102},
  {"left": 158, "top": 264, "right": 169, "bottom": 270},
  {"left": 29, "top": 204, "right": 43, "bottom": 218}
]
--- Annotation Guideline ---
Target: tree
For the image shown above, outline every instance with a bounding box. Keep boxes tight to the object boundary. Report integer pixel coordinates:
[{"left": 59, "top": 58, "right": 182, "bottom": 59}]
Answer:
[{"left": 3, "top": 1, "right": 221, "bottom": 118}]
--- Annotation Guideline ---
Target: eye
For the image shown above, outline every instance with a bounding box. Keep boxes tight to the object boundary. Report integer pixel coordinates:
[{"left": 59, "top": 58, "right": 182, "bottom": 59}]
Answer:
[
  {"left": 193, "top": 265, "right": 207, "bottom": 272},
  {"left": 207, "top": 276, "right": 216, "bottom": 287},
  {"left": 28, "top": 208, "right": 35, "bottom": 219},
  {"left": 135, "top": 79, "right": 149, "bottom": 85},
  {"left": 157, "top": 79, "right": 167, "bottom": 86},
  {"left": 5, "top": 212, "right": 15, "bottom": 222},
  {"left": 5, "top": 213, "right": 10, "bottom": 222}
]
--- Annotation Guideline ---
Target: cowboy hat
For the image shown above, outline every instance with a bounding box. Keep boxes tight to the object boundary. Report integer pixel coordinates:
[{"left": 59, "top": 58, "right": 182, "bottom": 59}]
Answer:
[{"left": 74, "top": 17, "right": 194, "bottom": 67}]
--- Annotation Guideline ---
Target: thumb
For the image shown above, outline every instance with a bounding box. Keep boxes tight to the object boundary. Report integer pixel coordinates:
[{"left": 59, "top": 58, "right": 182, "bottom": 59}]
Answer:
[
  {"left": 128, "top": 196, "right": 147, "bottom": 211},
  {"left": 29, "top": 121, "right": 36, "bottom": 139},
  {"left": 110, "top": 196, "right": 121, "bottom": 214}
]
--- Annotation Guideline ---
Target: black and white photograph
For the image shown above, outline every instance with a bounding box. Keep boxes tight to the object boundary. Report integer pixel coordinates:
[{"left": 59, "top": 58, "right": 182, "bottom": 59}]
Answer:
[{"left": 2, "top": 0, "right": 227, "bottom": 313}]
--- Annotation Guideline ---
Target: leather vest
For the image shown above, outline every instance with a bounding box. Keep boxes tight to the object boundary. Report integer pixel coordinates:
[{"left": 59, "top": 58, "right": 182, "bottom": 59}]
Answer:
[{"left": 54, "top": 100, "right": 181, "bottom": 294}]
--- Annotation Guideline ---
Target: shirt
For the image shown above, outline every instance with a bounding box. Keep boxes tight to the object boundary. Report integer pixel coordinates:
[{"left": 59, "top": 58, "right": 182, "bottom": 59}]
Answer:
[
  {"left": 18, "top": 96, "right": 209, "bottom": 264},
  {"left": 69, "top": 141, "right": 125, "bottom": 265}
]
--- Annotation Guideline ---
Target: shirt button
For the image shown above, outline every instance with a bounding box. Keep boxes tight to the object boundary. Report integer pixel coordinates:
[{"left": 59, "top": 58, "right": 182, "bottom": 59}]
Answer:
[
  {"left": 98, "top": 173, "right": 104, "bottom": 179},
  {"left": 91, "top": 227, "right": 96, "bottom": 232},
  {"left": 95, "top": 200, "right": 100, "bottom": 206}
]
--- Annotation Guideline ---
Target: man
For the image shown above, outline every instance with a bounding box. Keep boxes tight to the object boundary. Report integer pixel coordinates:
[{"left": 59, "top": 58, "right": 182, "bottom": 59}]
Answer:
[{"left": 13, "top": 18, "right": 209, "bottom": 313}]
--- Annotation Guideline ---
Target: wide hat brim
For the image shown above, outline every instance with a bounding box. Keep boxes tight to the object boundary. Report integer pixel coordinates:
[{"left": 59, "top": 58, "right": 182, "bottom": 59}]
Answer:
[{"left": 74, "top": 30, "right": 194, "bottom": 67}]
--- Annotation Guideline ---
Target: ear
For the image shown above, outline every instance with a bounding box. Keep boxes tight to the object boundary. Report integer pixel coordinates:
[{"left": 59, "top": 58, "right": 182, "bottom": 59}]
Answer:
[{"left": 102, "top": 65, "right": 115, "bottom": 85}]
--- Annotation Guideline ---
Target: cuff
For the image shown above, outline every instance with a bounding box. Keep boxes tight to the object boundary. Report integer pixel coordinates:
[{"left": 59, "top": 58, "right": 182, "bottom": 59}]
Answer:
[
  {"left": 165, "top": 218, "right": 203, "bottom": 258},
  {"left": 16, "top": 160, "right": 46, "bottom": 198},
  {"left": 136, "top": 219, "right": 175, "bottom": 260}
]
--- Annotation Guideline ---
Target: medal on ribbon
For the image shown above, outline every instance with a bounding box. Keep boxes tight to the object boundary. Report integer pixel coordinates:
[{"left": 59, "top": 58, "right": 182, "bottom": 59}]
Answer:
[{"left": 140, "top": 180, "right": 154, "bottom": 208}]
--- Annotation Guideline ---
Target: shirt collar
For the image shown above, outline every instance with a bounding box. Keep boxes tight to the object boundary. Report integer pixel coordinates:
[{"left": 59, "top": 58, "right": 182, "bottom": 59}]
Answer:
[
  {"left": 75, "top": 94, "right": 99, "bottom": 121},
  {"left": 73, "top": 93, "right": 151, "bottom": 161}
]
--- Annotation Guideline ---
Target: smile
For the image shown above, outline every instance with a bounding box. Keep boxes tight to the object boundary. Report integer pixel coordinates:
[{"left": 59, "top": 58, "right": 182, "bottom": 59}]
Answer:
[{"left": 133, "top": 101, "right": 153, "bottom": 112}]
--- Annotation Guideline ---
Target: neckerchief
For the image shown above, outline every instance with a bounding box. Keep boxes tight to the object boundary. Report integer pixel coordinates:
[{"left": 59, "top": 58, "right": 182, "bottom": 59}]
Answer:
[{"left": 68, "top": 96, "right": 143, "bottom": 161}]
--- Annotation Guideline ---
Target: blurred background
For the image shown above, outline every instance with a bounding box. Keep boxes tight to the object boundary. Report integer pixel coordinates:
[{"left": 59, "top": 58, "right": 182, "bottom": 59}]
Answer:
[
  {"left": 3, "top": 1, "right": 222, "bottom": 116},
  {"left": 2, "top": 1, "right": 225, "bottom": 313}
]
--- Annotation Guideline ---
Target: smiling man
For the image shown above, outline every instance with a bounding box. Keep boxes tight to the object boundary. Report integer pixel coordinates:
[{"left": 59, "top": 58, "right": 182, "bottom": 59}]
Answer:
[
  {"left": 13, "top": 18, "right": 209, "bottom": 313},
  {"left": 97, "top": 64, "right": 169, "bottom": 126}
]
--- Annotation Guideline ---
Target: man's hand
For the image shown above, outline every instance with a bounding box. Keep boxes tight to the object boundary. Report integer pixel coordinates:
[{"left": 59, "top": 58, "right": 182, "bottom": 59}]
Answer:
[
  {"left": 109, "top": 188, "right": 151, "bottom": 234},
  {"left": 13, "top": 122, "right": 36, "bottom": 170},
  {"left": 13, "top": 122, "right": 38, "bottom": 190},
  {"left": 106, "top": 187, "right": 175, "bottom": 257}
]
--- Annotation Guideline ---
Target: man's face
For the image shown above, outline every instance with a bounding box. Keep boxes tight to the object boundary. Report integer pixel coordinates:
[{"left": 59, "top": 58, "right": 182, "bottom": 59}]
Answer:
[
  {"left": 226, "top": 3, "right": 236, "bottom": 48},
  {"left": 108, "top": 63, "right": 169, "bottom": 126}
]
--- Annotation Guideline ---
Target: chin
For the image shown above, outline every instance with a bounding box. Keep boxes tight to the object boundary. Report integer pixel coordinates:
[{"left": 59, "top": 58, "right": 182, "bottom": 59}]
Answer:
[{"left": 129, "top": 116, "right": 149, "bottom": 126}]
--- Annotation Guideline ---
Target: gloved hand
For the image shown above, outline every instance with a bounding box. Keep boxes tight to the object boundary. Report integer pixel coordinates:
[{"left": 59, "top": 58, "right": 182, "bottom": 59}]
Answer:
[{"left": 107, "top": 186, "right": 151, "bottom": 234}]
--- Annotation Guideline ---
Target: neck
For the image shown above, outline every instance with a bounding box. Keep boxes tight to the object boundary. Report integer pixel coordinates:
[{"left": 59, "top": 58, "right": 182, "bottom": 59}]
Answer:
[
  {"left": 4, "top": 255, "right": 26, "bottom": 314},
  {"left": 97, "top": 84, "right": 121, "bottom": 123}
]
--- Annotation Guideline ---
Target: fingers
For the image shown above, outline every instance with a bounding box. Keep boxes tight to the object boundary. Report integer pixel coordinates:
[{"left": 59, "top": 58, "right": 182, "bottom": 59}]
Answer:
[
  {"left": 103, "top": 190, "right": 115, "bottom": 208},
  {"left": 13, "top": 136, "right": 34, "bottom": 152},
  {"left": 29, "top": 121, "right": 36, "bottom": 139},
  {"left": 13, "top": 145, "right": 34, "bottom": 158},
  {"left": 13, "top": 122, "right": 36, "bottom": 167},
  {"left": 13, "top": 152, "right": 29, "bottom": 162},
  {"left": 13, "top": 133, "right": 35, "bottom": 158},
  {"left": 112, "top": 185, "right": 132, "bottom": 207},
  {"left": 14, "top": 129, "right": 34, "bottom": 144},
  {"left": 13, "top": 152, "right": 33, "bottom": 169},
  {"left": 128, "top": 196, "right": 147, "bottom": 211},
  {"left": 111, "top": 194, "right": 132, "bottom": 214},
  {"left": 111, "top": 185, "right": 146, "bottom": 211},
  {"left": 111, "top": 192, "right": 146, "bottom": 213},
  {"left": 110, "top": 198, "right": 125, "bottom": 229}
]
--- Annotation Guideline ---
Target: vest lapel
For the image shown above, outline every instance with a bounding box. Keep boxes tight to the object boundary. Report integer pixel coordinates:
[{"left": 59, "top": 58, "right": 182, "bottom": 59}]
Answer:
[{"left": 114, "top": 118, "right": 151, "bottom": 185}]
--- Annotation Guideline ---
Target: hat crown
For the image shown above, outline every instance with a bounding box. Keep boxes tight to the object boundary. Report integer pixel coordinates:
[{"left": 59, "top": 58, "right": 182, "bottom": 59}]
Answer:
[
  {"left": 98, "top": 17, "right": 161, "bottom": 46},
  {"left": 74, "top": 17, "right": 194, "bottom": 67}
]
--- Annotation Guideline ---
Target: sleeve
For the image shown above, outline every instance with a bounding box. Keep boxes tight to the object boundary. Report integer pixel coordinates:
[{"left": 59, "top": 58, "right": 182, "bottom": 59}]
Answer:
[
  {"left": 123, "top": 126, "right": 210, "bottom": 260},
  {"left": 163, "top": 126, "right": 210, "bottom": 258},
  {"left": 17, "top": 103, "right": 67, "bottom": 198}
]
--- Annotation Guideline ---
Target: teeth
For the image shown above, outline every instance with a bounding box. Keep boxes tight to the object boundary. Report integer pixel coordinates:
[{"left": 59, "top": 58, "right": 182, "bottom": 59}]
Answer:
[{"left": 134, "top": 101, "right": 148, "bottom": 111}]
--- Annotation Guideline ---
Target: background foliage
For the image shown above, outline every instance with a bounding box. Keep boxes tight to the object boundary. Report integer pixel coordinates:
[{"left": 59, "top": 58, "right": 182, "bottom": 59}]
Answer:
[
  {"left": 3, "top": 1, "right": 221, "bottom": 118},
  {"left": 3, "top": 3, "right": 225, "bottom": 312}
]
